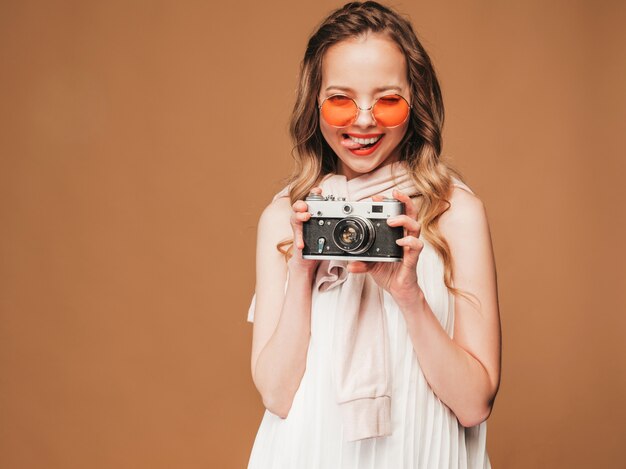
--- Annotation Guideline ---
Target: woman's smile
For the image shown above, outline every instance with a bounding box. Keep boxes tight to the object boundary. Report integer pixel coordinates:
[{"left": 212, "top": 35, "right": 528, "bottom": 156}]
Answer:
[{"left": 340, "top": 133, "right": 385, "bottom": 155}]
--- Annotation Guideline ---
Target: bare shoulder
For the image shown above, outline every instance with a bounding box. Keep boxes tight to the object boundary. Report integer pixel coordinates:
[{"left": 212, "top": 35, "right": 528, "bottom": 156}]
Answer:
[
  {"left": 437, "top": 185, "right": 495, "bottom": 292},
  {"left": 438, "top": 185, "right": 488, "bottom": 236},
  {"left": 258, "top": 196, "right": 293, "bottom": 243},
  {"left": 437, "top": 184, "right": 498, "bottom": 317},
  {"left": 260, "top": 195, "right": 292, "bottom": 225}
]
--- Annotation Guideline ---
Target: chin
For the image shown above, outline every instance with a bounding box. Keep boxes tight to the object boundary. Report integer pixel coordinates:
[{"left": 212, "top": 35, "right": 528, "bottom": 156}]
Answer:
[
  {"left": 346, "top": 159, "right": 385, "bottom": 173},
  {"left": 337, "top": 149, "right": 399, "bottom": 178}
]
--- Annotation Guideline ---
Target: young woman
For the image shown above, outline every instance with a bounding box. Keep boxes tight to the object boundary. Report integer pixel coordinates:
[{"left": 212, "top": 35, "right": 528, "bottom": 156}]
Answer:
[{"left": 246, "top": 2, "right": 501, "bottom": 467}]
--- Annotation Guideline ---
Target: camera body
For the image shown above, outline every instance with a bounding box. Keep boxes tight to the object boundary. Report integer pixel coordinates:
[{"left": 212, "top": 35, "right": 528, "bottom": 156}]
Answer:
[{"left": 302, "top": 194, "right": 405, "bottom": 262}]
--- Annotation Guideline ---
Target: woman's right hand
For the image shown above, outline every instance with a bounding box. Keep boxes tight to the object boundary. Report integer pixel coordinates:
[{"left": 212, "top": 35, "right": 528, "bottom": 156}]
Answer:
[{"left": 287, "top": 187, "right": 323, "bottom": 275}]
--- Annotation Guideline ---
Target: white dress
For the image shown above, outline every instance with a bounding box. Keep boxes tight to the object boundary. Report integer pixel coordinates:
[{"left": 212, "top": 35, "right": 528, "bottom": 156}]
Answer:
[{"left": 246, "top": 181, "right": 491, "bottom": 469}]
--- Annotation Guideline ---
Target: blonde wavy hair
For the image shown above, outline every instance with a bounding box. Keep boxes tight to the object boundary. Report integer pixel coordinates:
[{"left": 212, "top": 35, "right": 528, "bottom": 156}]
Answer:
[{"left": 278, "top": 1, "right": 475, "bottom": 304}]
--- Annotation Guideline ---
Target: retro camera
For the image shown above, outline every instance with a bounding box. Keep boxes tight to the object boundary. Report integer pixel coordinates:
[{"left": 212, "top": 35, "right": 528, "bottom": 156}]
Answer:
[{"left": 302, "top": 193, "right": 405, "bottom": 262}]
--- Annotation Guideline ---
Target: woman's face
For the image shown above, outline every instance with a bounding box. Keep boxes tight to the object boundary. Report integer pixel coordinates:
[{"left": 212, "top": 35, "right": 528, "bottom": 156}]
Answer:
[{"left": 319, "top": 33, "right": 410, "bottom": 180}]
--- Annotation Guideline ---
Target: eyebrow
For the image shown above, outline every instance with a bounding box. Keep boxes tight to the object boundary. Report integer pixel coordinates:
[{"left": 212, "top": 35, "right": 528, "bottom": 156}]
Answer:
[{"left": 324, "top": 85, "right": 403, "bottom": 93}]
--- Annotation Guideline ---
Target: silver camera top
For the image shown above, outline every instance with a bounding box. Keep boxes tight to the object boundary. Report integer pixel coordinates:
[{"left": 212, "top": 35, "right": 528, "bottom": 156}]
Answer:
[
  {"left": 305, "top": 194, "right": 347, "bottom": 202},
  {"left": 306, "top": 193, "right": 399, "bottom": 202},
  {"left": 304, "top": 193, "right": 403, "bottom": 219}
]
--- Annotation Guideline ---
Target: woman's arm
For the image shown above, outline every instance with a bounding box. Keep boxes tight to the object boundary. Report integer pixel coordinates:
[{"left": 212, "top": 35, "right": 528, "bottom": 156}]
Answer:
[
  {"left": 250, "top": 197, "right": 319, "bottom": 418},
  {"left": 398, "top": 186, "right": 502, "bottom": 427}
]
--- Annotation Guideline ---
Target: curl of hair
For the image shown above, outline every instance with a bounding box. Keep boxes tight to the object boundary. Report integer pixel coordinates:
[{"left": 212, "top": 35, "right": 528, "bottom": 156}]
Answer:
[{"left": 278, "top": 1, "right": 478, "bottom": 307}]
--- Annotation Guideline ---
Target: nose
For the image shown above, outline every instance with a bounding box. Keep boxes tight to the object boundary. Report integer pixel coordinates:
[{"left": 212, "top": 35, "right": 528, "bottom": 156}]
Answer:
[{"left": 353, "top": 102, "right": 376, "bottom": 128}]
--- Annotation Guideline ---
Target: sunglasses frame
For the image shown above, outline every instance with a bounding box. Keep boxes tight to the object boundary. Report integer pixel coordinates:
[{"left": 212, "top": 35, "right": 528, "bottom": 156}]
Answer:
[{"left": 318, "top": 93, "right": 412, "bottom": 128}]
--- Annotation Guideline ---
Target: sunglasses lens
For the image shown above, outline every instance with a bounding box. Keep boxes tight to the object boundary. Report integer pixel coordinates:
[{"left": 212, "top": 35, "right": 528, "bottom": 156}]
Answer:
[
  {"left": 373, "top": 94, "right": 410, "bottom": 127},
  {"left": 320, "top": 96, "right": 358, "bottom": 127}
]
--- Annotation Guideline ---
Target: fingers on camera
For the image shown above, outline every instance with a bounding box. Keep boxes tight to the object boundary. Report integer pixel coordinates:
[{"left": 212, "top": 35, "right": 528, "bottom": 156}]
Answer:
[
  {"left": 388, "top": 215, "right": 420, "bottom": 233},
  {"left": 295, "top": 211, "right": 310, "bottom": 222},
  {"left": 392, "top": 189, "right": 417, "bottom": 217},
  {"left": 396, "top": 236, "right": 423, "bottom": 251},
  {"left": 293, "top": 200, "right": 305, "bottom": 212}
]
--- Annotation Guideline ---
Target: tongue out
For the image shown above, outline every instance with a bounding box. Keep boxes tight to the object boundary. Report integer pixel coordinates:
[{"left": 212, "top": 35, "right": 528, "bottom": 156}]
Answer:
[{"left": 340, "top": 136, "right": 364, "bottom": 149}]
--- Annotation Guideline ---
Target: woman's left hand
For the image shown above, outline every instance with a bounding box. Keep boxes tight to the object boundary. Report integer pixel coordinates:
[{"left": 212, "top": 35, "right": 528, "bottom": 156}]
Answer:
[{"left": 347, "top": 189, "right": 424, "bottom": 303}]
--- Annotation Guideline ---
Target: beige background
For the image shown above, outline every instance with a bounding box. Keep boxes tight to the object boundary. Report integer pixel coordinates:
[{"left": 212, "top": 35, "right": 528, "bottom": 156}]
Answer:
[{"left": 1, "top": 0, "right": 625, "bottom": 467}]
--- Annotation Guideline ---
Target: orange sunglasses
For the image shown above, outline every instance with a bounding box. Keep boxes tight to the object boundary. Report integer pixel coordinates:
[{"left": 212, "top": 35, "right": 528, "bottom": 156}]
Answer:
[{"left": 319, "top": 93, "right": 411, "bottom": 128}]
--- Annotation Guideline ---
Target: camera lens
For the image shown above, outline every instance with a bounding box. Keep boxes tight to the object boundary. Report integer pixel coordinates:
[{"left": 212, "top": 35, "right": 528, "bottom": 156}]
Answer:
[
  {"left": 340, "top": 226, "right": 358, "bottom": 243},
  {"left": 333, "top": 216, "right": 375, "bottom": 254}
]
